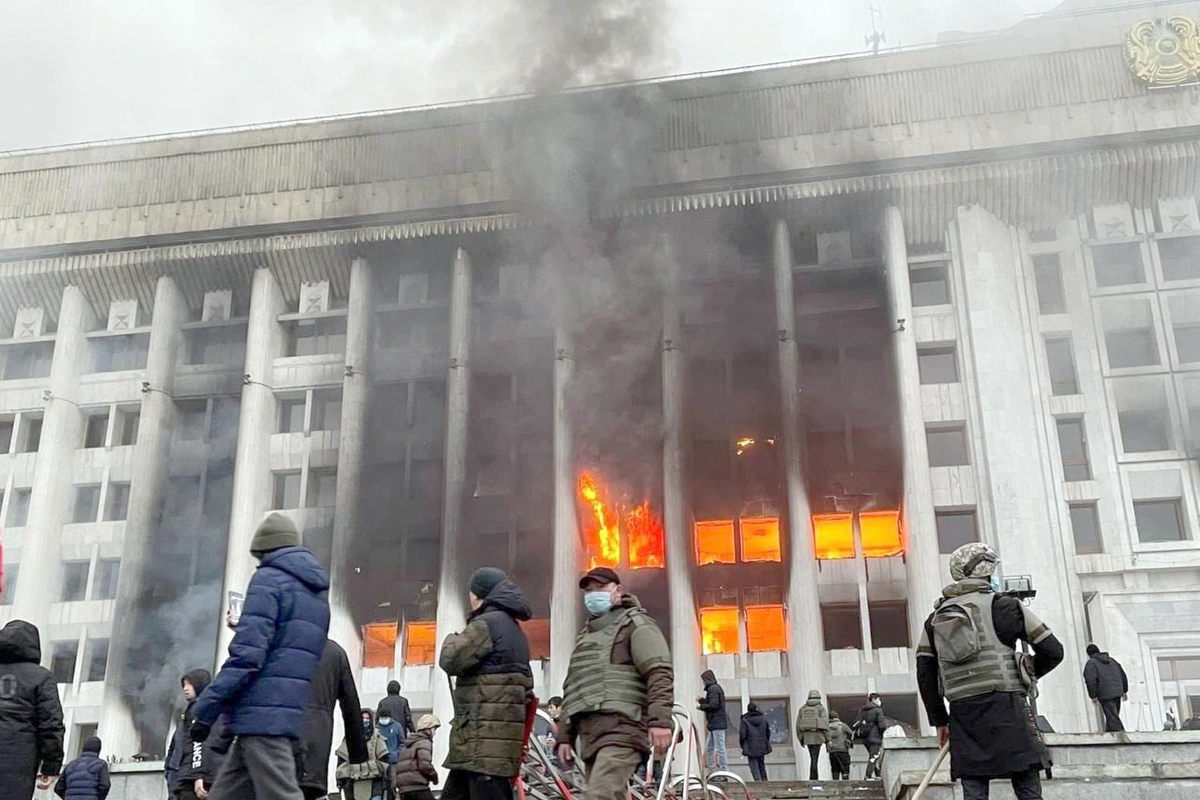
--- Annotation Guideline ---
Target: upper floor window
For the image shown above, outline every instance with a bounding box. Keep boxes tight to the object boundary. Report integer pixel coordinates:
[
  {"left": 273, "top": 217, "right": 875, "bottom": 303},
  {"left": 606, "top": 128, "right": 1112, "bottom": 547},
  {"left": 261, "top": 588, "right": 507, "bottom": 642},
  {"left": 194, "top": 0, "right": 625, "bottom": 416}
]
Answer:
[
  {"left": 1032, "top": 254, "right": 1066, "bottom": 314},
  {"left": 917, "top": 347, "right": 959, "bottom": 384},
  {"left": 909, "top": 264, "right": 950, "bottom": 307},
  {"left": 91, "top": 334, "right": 149, "bottom": 373},
  {"left": 285, "top": 317, "right": 347, "bottom": 358},
  {"left": 1092, "top": 242, "right": 1145, "bottom": 288},
  {"left": 0, "top": 342, "right": 54, "bottom": 381}
]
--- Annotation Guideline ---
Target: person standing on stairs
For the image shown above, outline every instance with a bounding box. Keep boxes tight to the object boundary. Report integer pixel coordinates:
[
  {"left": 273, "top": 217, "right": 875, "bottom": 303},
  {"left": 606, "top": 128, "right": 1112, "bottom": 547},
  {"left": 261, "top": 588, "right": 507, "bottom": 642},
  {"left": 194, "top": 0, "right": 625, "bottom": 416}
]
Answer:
[{"left": 794, "top": 690, "right": 829, "bottom": 781}]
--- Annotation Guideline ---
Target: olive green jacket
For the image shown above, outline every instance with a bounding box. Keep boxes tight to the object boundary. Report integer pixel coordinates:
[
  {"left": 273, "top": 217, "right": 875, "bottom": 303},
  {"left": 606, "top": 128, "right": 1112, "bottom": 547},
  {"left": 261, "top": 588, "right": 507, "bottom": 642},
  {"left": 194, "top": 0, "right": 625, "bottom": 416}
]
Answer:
[{"left": 439, "top": 580, "right": 534, "bottom": 777}]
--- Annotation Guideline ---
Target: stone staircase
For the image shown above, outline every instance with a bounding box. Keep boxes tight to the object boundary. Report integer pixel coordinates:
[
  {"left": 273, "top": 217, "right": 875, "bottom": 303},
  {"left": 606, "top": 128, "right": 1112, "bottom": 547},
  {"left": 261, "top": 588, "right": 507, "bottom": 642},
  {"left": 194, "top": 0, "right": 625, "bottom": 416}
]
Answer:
[
  {"left": 737, "top": 780, "right": 885, "bottom": 799},
  {"left": 883, "top": 732, "right": 1200, "bottom": 800}
]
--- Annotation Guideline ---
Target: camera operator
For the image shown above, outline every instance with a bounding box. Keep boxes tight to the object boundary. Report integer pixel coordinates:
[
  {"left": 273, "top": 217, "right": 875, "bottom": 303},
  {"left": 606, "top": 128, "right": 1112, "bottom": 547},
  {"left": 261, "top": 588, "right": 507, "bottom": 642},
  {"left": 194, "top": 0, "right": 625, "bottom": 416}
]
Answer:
[{"left": 915, "top": 543, "right": 1063, "bottom": 800}]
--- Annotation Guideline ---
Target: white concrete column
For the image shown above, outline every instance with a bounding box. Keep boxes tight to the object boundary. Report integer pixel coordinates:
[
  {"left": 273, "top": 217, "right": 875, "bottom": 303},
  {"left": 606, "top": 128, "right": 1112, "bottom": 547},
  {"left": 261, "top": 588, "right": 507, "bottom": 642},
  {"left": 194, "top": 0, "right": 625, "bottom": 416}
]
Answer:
[
  {"left": 330, "top": 257, "right": 374, "bottom": 662},
  {"left": 549, "top": 325, "right": 580, "bottom": 696},
  {"left": 432, "top": 246, "right": 472, "bottom": 771},
  {"left": 12, "top": 285, "right": 94, "bottom": 622},
  {"left": 882, "top": 207, "right": 943, "bottom": 661},
  {"left": 99, "top": 275, "right": 186, "bottom": 758},
  {"left": 662, "top": 235, "right": 702, "bottom": 723},
  {"left": 953, "top": 205, "right": 1089, "bottom": 732},
  {"left": 772, "top": 219, "right": 825, "bottom": 776},
  {"left": 217, "top": 268, "right": 287, "bottom": 658}
]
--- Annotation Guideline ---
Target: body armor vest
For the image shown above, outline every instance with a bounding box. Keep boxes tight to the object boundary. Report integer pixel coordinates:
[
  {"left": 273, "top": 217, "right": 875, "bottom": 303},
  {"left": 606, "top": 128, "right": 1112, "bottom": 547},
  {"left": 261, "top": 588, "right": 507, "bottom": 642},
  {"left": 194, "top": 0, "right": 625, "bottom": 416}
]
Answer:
[
  {"left": 560, "top": 608, "right": 650, "bottom": 723},
  {"left": 936, "top": 591, "right": 1026, "bottom": 702}
]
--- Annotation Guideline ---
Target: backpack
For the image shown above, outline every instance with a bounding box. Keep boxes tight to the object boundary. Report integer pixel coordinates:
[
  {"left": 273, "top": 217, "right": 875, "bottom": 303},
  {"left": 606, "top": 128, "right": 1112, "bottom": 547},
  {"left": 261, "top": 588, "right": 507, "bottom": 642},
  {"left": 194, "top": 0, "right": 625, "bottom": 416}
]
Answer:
[
  {"left": 930, "top": 599, "right": 982, "bottom": 665},
  {"left": 797, "top": 704, "right": 822, "bottom": 731}
]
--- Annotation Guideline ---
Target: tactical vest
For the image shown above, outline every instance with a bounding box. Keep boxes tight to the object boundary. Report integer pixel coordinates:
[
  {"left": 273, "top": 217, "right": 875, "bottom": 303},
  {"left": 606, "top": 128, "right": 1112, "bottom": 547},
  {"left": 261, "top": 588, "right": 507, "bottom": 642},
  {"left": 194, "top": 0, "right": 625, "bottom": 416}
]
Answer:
[
  {"left": 560, "top": 608, "right": 651, "bottom": 723},
  {"left": 935, "top": 591, "right": 1026, "bottom": 702},
  {"left": 797, "top": 703, "right": 823, "bottom": 730}
]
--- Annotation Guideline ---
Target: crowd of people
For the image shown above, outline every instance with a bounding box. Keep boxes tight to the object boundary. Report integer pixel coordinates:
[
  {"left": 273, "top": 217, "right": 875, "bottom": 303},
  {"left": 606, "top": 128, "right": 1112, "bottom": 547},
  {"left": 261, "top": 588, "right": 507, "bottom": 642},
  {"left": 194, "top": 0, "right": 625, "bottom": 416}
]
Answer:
[{"left": 4, "top": 516, "right": 1200, "bottom": 800}]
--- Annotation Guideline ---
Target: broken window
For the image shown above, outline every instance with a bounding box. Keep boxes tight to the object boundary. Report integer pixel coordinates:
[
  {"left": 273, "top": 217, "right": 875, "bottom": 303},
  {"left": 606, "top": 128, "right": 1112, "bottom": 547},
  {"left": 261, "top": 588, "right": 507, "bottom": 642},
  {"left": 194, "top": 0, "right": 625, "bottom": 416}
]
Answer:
[
  {"left": 860, "top": 510, "right": 903, "bottom": 558},
  {"left": 84, "top": 639, "right": 109, "bottom": 682},
  {"left": 739, "top": 517, "right": 781, "bottom": 563},
  {"left": 699, "top": 606, "right": 739, "bottom": 654},
  {"left": 813, "top": 513, "right": 854, "bottom": 560},
  {"left": 695, "top": 520, "right": 736, "bottom": 566},
  {"left": 745, "top": 605, "right": 787, "bottom": 652},
  {"left": 404, "top": 621, "right": 437, "bottom": 666},
  {"left": 626, "top": 502, "right": 665, "bottom": 569},
  {"left": 869, "top": 601, "right": 910, "bottom": 648},
  {"left": 821, "top": 604, "right": 863, "bottom": 650},
  {"left": 362, "top": 622, "right": 398, "bottom": 668}
]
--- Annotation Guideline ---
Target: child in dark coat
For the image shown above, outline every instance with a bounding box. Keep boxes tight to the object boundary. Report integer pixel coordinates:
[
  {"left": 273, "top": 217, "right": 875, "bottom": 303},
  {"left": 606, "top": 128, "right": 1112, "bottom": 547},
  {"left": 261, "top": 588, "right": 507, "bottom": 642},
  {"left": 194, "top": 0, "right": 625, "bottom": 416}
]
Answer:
[{"left": 54, "top": 737, "right": 110, "bottom": 800}]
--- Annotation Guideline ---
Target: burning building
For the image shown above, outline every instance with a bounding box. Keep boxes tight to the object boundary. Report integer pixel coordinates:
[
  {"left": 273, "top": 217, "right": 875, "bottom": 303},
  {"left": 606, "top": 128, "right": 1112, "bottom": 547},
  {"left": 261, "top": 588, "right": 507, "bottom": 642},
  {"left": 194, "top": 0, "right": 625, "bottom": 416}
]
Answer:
[{"left": 3, "top": 0, "right": 1200, "bottom": 781}]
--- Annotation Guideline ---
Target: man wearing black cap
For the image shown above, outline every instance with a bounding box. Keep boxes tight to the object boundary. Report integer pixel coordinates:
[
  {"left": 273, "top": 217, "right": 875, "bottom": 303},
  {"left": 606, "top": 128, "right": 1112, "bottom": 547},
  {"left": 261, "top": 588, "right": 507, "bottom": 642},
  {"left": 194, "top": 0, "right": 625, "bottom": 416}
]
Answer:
[
  {"left": 439, "top": 567, "right": 534, "bottom": 800},
  {"left": 557, "top": 568, "right": 674, "bottom": 800}
]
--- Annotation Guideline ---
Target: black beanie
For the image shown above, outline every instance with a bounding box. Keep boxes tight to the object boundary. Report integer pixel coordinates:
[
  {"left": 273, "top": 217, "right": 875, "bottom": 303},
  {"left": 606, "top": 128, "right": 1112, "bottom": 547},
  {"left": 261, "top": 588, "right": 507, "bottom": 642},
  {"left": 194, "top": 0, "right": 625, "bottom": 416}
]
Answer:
[
  {"left": 1086, "top": 644, "right": 1101, "bottom": 657},
  {"left": 469, "top": 567, "right": 507, "bottom": 600},
  {"left": 83, "top": 736, "right": 102, "bottom": 754}
]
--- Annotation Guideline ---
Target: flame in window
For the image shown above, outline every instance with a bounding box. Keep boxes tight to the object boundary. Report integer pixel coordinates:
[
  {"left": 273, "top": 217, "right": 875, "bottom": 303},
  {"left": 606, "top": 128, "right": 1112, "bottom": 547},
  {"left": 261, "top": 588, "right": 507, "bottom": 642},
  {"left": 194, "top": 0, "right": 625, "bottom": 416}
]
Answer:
[
  {"left": 403, "top": 621, "right": 437, "bottom": 666},
  {"left": 700, "top": 606, "right": 739, "bottom": 654},
  {"left": 579, "top": 472, "right": 621, "bottom": 568},
  {"left": 363, "top": 622, "right": 398, "bottom": 668},
  {"left": 695, "top": 520, "right": 737, "bottom": 565},
  {"left": 860, "top": 510, "right": 903, "bottom": 558},
  {"left": 745, "top": 605, "right": 787, "bottom": 652},
  {"left": 740, "top": 517, "right": 782, "bottom": 563},
  {"left": 813, "top": 513, "right": 855, "bottom": 560},
  {"left": 577, "top": 471, "right": 665, "bottom": 569}
]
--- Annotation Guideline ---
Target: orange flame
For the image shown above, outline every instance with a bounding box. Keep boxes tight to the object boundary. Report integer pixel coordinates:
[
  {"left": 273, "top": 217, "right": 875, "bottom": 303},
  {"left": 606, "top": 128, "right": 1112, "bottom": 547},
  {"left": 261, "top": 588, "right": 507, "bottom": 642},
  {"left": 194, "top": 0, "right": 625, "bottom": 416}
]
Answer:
[
  {"left": 579, "top": 472, "right": 620, "bottom": 568},
  {"left": 577, "top": 471, "right": 665, "bottom": 570}
]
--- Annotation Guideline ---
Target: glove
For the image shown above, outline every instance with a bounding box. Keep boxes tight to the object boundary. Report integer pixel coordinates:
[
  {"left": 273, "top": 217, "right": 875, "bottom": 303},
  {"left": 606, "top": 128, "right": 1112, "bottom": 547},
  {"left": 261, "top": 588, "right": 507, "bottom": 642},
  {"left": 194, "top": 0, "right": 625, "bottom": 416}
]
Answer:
[{"left": 191, "top": 721, "right": 211, "bottom": 743}]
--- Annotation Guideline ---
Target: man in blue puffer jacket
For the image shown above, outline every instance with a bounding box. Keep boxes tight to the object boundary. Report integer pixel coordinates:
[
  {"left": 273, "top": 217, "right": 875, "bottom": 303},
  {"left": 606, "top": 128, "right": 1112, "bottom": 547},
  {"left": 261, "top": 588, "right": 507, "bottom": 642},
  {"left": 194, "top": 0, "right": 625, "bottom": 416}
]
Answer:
[
  {"left": 53, "top": 736, "right": 109, "bottom": 800},
  {"left": 190, "top": 512, "right": 330, "bottom": 800}
]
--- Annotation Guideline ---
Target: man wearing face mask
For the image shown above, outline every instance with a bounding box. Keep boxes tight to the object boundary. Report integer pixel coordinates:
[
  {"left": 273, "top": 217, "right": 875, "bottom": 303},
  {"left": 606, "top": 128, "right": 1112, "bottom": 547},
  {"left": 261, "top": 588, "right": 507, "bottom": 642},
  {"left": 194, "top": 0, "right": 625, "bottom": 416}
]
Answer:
[
  {"left": 916, "top": 542, "right": 1063, "bottom": 800},
  {"left": 557, "top": 568, "right": 675, "bottom": 800}
]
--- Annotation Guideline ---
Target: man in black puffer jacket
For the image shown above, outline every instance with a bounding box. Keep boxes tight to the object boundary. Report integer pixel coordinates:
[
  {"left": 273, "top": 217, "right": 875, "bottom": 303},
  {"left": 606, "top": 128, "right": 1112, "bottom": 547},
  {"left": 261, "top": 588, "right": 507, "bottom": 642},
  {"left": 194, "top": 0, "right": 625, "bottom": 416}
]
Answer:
[
  {"left": 853, "top": 694, "right": 887, "bottom": 780},
  {"left": 0, "top": 619, "right": 65, "bottom": 800},
  {"left": 53, "top": 736, "right": 109, "bottom": 800},
  {"left": 378, "top": 681, "right": 415, "bottom": 740},
  {"left": 299, "top": 639, "right": 368, "bottom": 800},
  {"left": 1083, "top": 644, "right": 1129, "bottom": 732}
]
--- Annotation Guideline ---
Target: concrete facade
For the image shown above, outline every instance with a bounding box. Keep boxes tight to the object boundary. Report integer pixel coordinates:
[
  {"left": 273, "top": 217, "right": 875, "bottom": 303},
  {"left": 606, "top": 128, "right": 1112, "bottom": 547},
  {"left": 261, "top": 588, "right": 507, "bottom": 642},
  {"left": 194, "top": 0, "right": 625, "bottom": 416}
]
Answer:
[{"left": 3, "top": 0, "right": 1200, "bottom": 784}]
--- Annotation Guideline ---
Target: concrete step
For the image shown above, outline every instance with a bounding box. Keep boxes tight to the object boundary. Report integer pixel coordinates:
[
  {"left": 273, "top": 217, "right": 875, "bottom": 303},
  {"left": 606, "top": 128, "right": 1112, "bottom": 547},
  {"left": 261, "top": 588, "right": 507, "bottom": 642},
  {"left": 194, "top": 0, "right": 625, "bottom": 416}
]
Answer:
[
  {"left": 738, "top": 780, "right": 886, "bottom": 799},
  {"left": 884, "top": 732, "right": 1200, "bottom": 800}
]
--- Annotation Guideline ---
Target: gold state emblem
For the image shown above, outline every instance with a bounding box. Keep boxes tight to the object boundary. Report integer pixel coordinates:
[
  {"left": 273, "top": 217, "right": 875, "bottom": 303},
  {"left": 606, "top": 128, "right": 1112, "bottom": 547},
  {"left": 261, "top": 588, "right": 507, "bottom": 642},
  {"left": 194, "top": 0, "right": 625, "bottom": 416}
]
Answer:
[{"left": 1126, "top": 16, "right": 1200, "bottom": 86}]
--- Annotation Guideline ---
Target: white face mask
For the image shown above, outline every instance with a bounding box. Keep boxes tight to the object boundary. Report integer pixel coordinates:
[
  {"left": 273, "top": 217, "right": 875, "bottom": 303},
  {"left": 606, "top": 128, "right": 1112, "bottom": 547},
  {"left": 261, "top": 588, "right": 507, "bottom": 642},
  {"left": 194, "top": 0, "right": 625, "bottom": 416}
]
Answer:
[{"left": 379, "top": 716, "right": 392, "bottom": 725}]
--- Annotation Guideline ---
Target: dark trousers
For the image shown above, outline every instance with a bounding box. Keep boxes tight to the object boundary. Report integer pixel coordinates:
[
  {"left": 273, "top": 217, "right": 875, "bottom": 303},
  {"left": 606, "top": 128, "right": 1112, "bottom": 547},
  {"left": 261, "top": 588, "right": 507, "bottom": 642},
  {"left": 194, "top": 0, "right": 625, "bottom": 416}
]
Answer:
[
  {"left": 806, "top": 744, "right": 822, "bottom": 780},
  {"left": 1100, "top": 698, "right": 1125, "bottom": 732},
  {"left": 301, "top": 789, "right": 326, "bottom": 800},
  {"left": 829, "top": 751, "right": 851, "bottom": 780},
  {"left": 747, "top": 756, "right": 767, "bottom": 781},
  {"left": 863, "top": 742, "right": 883, "bottom": 779},
  {"left": 960, "top": 768, "right": 1042, "bottom": 800},
  {"left": 441, "top": 769, "right": 514, "bottom": 800},
  {"left": 401, "top": 791, "right": 436, "bottom": 800}
]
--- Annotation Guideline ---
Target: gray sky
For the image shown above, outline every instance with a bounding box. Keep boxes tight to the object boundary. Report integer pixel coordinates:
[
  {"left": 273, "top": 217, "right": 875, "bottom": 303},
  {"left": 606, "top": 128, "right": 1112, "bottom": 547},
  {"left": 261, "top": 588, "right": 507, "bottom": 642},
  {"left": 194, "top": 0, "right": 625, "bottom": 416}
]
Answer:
[{"left": 1, "top": 0, "right": 1061, "bottom": 152}]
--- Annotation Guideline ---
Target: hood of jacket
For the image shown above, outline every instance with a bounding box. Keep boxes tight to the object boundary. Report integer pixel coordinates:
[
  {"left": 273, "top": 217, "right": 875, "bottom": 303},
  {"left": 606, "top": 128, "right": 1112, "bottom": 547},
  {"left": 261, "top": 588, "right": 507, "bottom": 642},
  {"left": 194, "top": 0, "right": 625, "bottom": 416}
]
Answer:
[
  {"left": 701, "top": 670, "right": 717, "bottom": 686},
  {"left": 470, "top": 578, "right": 532, "bottom": 621},
  {"left": 0, "top": 619, "right": 41, "bottom": 664},
  {"left": 387, "top": 680, "right": 402, "bottom": 695},
  {"left": 258, "top": 546, "right": 329, "bottom": 593},
  {"left": 742, "top": 709, "right": 764, "bottom": 719},
  {"left": 1090, "top": 652, "right": 1113, "bottom": 665},
  {"left": 184, "top": 668, "right": 212, "bottom": 695}
]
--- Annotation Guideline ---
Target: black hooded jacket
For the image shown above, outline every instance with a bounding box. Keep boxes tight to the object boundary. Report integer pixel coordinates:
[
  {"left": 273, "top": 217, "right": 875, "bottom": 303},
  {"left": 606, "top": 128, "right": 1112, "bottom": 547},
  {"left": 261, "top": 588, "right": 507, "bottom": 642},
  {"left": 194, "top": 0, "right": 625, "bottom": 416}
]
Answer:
[
  {"left": 1084, "top": 652, "right": 1128, "bottom": 701},
  {"left": 0, "top": 620, "right": 65, "bottom": 800},
  {"left": 377, "top": 680, "right": 415, "bottom": 737},
  {"left": 699, "top": 671, "right": 727, "bottom": 731},
  {"left": 170, "top": 669, "right": 229, "bottom": 791},
  {"left": 299, "top": 639, "right": 368, "bottom": 793},
  {"left": 165, "top": 669, "right": 210, "bottom": 788},
  {"left": 738, "top": 708, "right": 772, "bottom": 757}
]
